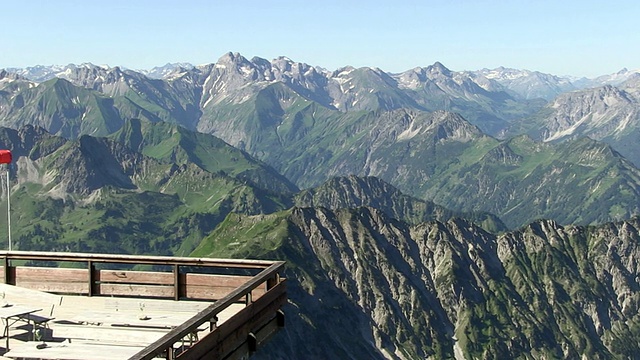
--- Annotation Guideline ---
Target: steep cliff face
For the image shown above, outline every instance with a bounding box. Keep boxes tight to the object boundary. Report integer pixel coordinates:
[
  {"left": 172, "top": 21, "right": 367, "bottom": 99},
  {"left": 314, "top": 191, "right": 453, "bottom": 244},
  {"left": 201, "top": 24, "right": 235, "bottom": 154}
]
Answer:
[{"left": 196, "top": 208, "right": 640, "bottom": 359}]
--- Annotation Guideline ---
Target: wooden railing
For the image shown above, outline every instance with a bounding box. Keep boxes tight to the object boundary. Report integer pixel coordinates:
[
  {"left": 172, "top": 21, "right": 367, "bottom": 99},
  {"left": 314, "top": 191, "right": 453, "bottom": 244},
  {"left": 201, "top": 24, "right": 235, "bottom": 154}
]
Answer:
[
  {"left": 132, "top": 262, "right": 287, "bottom": 359},
  {"left": 0, "top": 251, "right": 287, "bottom": 359}
]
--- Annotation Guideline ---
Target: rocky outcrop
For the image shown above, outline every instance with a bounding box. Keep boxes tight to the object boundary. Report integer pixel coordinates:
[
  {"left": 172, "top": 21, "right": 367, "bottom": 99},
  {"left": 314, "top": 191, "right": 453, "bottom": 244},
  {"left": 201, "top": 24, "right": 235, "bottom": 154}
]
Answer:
[{"left": 208, "top": 208, "right": 640, "bottom": 359}]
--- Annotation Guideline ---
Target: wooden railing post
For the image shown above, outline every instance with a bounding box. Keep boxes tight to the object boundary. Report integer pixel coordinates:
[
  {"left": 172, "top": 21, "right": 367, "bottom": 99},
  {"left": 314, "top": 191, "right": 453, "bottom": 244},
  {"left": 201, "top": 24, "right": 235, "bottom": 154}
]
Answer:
[
  {"left": 248, "top": 332, "right": 257, "bottom": 352},
  {"left": 173, "top": 264, "right": 180, "bottom": 301},
  {"left": 209, "top": 315, "right": 218, "bottom": 331},
  {"left": 266, "top": 273, "right": 280, "bottom": 290},
  {"left": 277, "top": 309, "right": 285, "bottom": 327},
  {"left": 2, "top": 256, "right": 9, "bottom": 284},
  {"left": 165, "top": 346, "right": 174, "bottom": 360},
  {"left": 88, "top": 260, "right": 96, "bottom": 296}
]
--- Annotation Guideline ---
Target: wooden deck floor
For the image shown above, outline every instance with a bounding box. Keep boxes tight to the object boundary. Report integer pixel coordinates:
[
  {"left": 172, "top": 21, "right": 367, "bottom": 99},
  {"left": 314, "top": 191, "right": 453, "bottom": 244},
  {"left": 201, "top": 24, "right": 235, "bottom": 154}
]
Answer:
[{"left": 0, "top": 284, "right": 243, "bottom": 359}]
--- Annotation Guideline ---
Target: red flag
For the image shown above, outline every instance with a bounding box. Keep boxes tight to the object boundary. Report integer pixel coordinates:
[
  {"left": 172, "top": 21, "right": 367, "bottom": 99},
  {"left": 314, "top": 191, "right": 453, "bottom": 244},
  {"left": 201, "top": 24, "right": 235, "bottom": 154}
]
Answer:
[{"left": 0, "top": 150, "right": 11, "bottom": 164}]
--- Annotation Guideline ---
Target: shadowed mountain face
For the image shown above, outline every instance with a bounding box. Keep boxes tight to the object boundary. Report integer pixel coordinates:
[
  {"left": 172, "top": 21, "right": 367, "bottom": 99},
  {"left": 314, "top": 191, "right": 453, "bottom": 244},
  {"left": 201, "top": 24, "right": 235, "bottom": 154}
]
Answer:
[{"left": 194, "top": 207, "right": 640, "bottom": 360}]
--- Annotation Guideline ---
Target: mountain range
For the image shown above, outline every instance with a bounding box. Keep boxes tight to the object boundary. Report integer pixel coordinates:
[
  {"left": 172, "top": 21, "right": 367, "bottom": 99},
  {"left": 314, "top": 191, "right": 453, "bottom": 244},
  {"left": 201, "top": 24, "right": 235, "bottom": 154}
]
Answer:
[
  {"left": 2, "top": 53, "right": 640, "bottom": 168},
  {"left": 2, "top": 53, "right": 640, "bottom": 358}
]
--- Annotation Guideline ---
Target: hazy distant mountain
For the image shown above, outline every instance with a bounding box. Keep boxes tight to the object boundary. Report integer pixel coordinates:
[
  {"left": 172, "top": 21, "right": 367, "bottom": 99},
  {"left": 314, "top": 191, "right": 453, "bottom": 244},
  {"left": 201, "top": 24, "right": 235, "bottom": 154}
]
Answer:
[
  {"left": 506, "top": 76, "right": 640, "bottom": 167},
  {"left": 1, "top": 53, "right": 545, "bottom": 137},
  {"left": 0, "top": 66, "right": 203, "bottom": 138},
  {"left": 0, "top": 69, "right": 33, "bottom": 93},
  {"left": 4, "top": 63, "right": 113, "bottom": 83},
  {"left": 138, "top": 62, "right": 195, "bottom": 79},
  {"left": 474, "top": 66, "right": 577, "bottom": 100},
  {"left": 0, "top": 77, "right": 127, "bottom": 138},
  {"left": 4, "top": 54, "right": 638, "bottom": 145},
  {"left": 572, "top": 67, "right": 640, "bottom": 89},
  {"left": 392, "top": 62, "right": 532, "bottom": 134}
]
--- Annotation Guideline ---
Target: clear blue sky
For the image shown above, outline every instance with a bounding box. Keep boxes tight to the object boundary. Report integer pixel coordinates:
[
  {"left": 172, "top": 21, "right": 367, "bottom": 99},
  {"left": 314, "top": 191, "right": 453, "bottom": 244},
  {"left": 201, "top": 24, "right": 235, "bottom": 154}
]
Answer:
[{"left": 2, "top": 0, "right": 638, "bottom": 78}]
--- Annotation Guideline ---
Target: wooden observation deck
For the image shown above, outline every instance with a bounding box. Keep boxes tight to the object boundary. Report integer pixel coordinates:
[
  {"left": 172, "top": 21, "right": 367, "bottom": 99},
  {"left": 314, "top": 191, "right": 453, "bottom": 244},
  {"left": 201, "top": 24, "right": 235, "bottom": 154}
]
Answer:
[{"left": 0, "top": 251, "right": 286, "bottom": 359}]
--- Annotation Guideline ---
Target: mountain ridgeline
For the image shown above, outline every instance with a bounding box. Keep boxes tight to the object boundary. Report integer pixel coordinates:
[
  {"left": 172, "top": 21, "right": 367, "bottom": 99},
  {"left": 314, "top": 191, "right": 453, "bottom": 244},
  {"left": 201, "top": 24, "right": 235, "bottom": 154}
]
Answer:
[
  {"left": 2, "top": 54, "right": 640, "bottom": 359},
  {"left": 194, "top": 207, "right": 640, "bottom": 360}
]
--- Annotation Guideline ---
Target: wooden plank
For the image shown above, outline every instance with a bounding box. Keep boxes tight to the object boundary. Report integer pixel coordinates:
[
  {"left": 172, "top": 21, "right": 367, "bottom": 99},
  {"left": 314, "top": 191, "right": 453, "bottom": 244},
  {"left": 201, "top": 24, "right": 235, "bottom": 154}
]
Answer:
[
  {"left": 181, "top": 286, "right": 233, "bottom": 301},
  {"left": 92, "top": 272, "right": 267, "bottom": 301},
  {"left": 70, "top": 309, "right": 197, "bottom": 329},
  {"left": 253, "top": 312, "right": 283, "bottom": 349},
  {"left": 222, "top": 340, "right": 250, "bottom": 360},
  {"left": 181, "top": 286, "right": 265, "bottom": 302},
  {"left": 103, "top": 297, "right": 211, "bottom": 314},
  {"left": 181, "top": 274, "right": 266, "bottom": 301},
  {"left": 0, "top": 284, "right": 63, "bottom": 306},
  {"left": 99, "top": 283, "right": 174, "bottom": 298},
  {"left": 52, "top": 323, "right": 169, "bottom": 346},
  {"left": 16, "top": 281, "right": 89, "bottom": 294},
  {"left": 14, "top": 267, "right": 88, "bottom": 282},
  {"left": 97, "top": 270, "right": 174, "bottom": 285},
  {"left": 182, "top": 274, "right": 254, "bottom": 288},
  {"left": 4, "top": 341, "right": 145, "bottom": 360}
]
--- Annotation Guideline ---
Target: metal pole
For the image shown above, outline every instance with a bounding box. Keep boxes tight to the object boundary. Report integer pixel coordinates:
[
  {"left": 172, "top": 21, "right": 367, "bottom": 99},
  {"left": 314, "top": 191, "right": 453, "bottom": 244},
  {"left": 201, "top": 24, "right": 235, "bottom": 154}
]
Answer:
[{"left": 6, "top": 165, "right": 10, "bottom": 251}]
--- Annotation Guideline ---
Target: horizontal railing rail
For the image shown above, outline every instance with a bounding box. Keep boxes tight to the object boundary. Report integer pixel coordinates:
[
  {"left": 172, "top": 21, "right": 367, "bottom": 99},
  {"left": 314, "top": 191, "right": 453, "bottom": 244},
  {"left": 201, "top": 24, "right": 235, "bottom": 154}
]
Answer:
[{"left": 0, "top": 250, "right": 276, "bottom": 268}]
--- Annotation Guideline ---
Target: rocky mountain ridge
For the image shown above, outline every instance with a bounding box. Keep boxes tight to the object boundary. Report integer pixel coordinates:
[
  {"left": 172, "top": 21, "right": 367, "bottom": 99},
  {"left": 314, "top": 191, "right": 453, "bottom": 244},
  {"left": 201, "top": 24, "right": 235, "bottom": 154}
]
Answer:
[
  {"left": 0, "top": 53, "right": 572, "bottom": 137},
  {"left": 505, "top": 76, "right": 640, "bottom": 167},
  {"left": 196, "top": 206, "right": 640, "bottom": 359},
  {"left": 7, "top": 58, "right": 637, "bottom": 101},
  {"left": 3, "top": 54, "right": 639, "bottom": 173}
]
